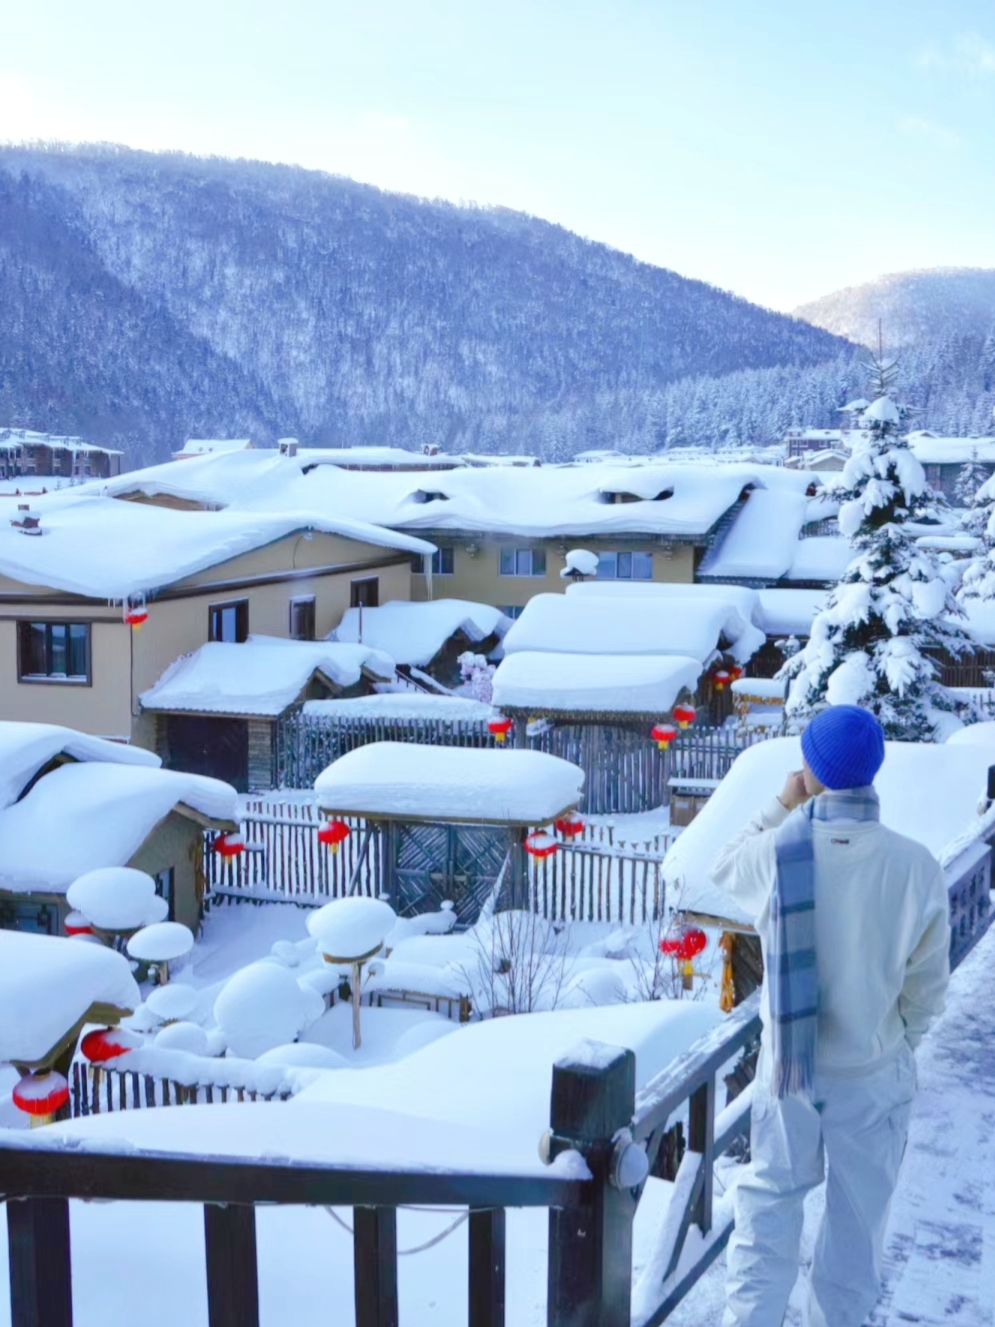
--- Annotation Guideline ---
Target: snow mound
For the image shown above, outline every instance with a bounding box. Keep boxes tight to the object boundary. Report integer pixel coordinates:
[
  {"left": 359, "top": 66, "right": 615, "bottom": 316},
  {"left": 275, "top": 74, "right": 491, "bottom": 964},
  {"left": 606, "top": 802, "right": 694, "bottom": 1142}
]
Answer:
[
  {"left": 154, "top": 1022, "right": 210, "bottom": 1055},
  {"left": 332, "top": 599, "right": 511, "bottom": 667},
  {"left": 214, "top": 963, "right": 326, "bottom": 1059},
  {"left": 67, "top": 868, "right": 159, "bottom": 932},
  {"left": 126, "top": 922, "right": 195, "bottom": 963},
  {"left": 0, "top": 719, "right": 160, "bottom": 812},
  {"left": 145, "top": 984, "right": 199, "bottom": 1022},
  {"left": 256, "top": 1043, "right": 349, "bottom": 1070},
  {"left": 307, "top": 897, "right": 397, "bottom": 961},
  {"left": 492, "top": 651, "right": 700, "bottom": 715}
]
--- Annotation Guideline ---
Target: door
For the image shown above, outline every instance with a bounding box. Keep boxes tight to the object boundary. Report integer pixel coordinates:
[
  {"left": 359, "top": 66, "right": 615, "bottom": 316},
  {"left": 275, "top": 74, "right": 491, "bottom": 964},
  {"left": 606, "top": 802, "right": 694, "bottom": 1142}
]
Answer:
[
  {"left": 166, "top": 716, "right": 249, "bottom": 792},
  {"left": 391, "top": 823, "right": 513, "bottom": 924}
]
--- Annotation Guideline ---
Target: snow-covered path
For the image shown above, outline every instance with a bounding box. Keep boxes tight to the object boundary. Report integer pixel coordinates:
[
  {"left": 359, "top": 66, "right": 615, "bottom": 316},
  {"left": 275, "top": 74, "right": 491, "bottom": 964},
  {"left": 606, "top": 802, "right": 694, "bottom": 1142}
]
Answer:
[{"left": 669, "top": 924, "right": 995, "bottom": 1326}]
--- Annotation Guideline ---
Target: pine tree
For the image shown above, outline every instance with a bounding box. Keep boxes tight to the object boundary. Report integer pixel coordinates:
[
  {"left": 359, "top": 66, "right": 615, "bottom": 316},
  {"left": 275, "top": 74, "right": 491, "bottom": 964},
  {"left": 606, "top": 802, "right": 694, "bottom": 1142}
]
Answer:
[
  {"left": 954, "top": 447, "right": 991, "bottom": 508},
  {"left": 780, "top": 352, "right": 973, "bottom": 740}
]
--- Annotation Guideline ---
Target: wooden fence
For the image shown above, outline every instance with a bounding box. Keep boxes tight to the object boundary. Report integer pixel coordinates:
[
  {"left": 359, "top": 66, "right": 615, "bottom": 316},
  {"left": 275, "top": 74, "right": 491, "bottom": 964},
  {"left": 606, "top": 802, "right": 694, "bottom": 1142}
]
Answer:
[
  {"left": 70, "top": 1061, "right": 293, "bottom": 1115},
  {"left": 2, "top": 994, "right": 763, "bottom": 1327},
  {"left": 205, "top": 798, "right": 674, "bottom": 924},
  {"left": 275, "top": 710, "right": 765, "bottom": 814}
]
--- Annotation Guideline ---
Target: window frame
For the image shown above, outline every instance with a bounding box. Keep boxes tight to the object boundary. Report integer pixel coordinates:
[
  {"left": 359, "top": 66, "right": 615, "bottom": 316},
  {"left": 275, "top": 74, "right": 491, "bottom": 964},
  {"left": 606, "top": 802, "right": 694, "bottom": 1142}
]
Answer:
[
  {"left": 350, "top": 577, "right": 380, "bottom": 609},
  {"left": 209, "top": 599, "right": 249, "bottom": 644},
  {"left": 498, "top": 546, "right": 547, "bottom": 578},
  {"left": 595, "top": 550, "right": 654, "bottom": 581},
  {"left": 289, "top": 596, "right": 316, "bottom": 641},
  {"left": 16, "top": 620, "right": 92, "bottom": 685}
]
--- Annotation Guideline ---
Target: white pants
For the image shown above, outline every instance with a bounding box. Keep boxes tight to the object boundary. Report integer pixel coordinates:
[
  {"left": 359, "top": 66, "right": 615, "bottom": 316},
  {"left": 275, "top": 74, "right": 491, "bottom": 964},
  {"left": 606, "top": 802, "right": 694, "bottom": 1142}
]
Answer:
[{"left": 724, "top": 1044, "right": 917, "bottom": 1327}]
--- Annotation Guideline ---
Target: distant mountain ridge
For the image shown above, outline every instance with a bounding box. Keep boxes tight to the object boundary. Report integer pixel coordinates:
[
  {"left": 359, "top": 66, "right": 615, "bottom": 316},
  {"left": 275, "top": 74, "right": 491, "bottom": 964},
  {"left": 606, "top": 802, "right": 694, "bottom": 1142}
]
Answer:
[
  {"left": 794, "top": 268, "right": 995, "bottom": 351},
  {"left": 0, "top": 144, "right": 853, "bottom": 466}
]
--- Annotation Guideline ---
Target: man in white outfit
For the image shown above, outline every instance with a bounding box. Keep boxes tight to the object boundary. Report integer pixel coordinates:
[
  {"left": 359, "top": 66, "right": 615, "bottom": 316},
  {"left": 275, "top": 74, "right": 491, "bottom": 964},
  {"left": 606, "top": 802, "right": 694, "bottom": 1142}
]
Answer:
[{"left": 713, "top": 705, "right": 950, "bottom": 1327}]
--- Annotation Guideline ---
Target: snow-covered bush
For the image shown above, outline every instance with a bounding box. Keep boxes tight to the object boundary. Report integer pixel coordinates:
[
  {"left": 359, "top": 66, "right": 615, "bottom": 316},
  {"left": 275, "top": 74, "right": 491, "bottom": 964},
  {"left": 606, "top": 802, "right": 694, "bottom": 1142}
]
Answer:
[
  {"left": 461, "top": 910, "right": 571, "bottom": 1015},
  {"left": 959, "top": 472, "right": 995, "bottom": 601},
  {"left": 781, "top": 357, "right": 973, "bottom": 740},
  {"left": 458, "top": 651, "right": 495, "bottom": 704}
]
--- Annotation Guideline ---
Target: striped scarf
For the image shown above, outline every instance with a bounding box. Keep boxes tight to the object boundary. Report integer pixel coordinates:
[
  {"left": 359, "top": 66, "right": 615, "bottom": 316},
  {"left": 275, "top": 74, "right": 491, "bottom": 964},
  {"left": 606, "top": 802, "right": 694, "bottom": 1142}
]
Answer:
[{"left": 770, "top": 786, "right": 880, "bottom": 1098}]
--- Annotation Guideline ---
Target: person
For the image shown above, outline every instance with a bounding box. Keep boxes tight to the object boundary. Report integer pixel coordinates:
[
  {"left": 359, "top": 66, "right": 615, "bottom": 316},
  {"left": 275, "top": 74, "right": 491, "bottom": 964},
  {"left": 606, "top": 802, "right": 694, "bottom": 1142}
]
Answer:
[{"left": 713, "top": 705, "right": 950, "bottom": 1327}]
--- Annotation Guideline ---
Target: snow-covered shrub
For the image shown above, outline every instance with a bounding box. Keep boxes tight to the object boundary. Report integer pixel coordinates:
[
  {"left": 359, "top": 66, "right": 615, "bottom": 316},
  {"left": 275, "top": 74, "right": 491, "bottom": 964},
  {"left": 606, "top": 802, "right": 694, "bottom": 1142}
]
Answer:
[
  {"left": 780, "top": 356, "right": 973, "bottom": 740},
  {"left": 461, "top": 909, "right": 572, "bottom": 1015},
  {"left": 458, "top": 651, "right": 495, "bottom": 704}
]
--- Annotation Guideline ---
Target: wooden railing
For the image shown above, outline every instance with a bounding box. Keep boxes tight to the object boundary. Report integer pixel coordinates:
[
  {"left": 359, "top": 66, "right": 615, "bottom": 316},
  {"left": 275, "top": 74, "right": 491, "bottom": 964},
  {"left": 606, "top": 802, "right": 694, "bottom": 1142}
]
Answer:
[{"left": 2, "top": 998, "right": 762, "bottom": 1327}]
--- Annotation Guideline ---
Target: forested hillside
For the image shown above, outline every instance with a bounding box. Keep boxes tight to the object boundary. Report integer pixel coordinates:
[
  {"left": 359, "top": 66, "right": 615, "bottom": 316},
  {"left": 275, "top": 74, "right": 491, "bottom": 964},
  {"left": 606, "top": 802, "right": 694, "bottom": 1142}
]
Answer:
[{"left": 0, "top": 145, "right": 854, "bottom": 464}]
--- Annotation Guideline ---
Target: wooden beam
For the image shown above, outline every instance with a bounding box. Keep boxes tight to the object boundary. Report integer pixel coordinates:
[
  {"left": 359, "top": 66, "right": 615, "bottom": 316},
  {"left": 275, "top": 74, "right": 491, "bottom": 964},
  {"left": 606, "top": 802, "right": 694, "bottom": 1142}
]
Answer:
[
  {"left": 7, "top": 1197, "right": 72, "bottom": 1327},
  {"left": 353, "top": 1206, "right": 398, "bottom": 1327},
  {"left": 469, "top": 1207, "right": 505, "bottom": 1327},
  {"left": 204, "top": 1204, "right": 259, "bottom": 1327}
]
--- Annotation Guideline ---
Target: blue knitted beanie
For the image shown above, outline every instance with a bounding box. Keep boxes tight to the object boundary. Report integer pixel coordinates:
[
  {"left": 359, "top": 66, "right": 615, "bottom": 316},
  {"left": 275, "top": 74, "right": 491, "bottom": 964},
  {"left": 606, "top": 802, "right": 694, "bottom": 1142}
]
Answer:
[{"left": 800, "top": 705, "right": 885, "bottom": 790}]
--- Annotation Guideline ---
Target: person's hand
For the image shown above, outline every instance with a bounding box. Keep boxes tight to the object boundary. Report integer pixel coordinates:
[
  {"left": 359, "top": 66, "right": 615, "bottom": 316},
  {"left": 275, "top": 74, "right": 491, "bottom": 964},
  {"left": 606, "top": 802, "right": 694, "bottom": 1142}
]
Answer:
[{"left": 778, "top": 770, "right": 812, "bottom": 811}]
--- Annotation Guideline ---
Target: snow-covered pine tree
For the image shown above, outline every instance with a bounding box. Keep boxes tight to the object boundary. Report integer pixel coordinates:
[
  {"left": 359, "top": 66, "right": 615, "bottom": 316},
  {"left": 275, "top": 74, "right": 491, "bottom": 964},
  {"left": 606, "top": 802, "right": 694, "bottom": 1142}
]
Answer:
[
  {"left": 954, "top": 447, "right": 990, "bottom": 508},
  {"left": 780, "top": 354, "right": 973, "bottom": 740}
]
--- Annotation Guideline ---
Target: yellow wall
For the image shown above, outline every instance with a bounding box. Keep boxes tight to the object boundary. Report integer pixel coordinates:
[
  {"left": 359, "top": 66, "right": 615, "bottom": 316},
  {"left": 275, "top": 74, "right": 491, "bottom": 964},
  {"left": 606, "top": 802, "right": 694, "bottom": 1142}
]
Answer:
[
  {"left": 0, "top": 531, "right": 413, "bottom": 743},
  {"left": 410, "top": 537, "right": 694, "bottom": 608}
]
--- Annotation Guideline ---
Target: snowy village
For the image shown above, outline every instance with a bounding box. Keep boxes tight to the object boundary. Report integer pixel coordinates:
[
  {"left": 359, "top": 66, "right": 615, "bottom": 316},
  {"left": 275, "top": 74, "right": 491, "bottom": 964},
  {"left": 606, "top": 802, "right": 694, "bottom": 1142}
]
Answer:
[{"left": 3, "top": 8, "right": 995, "bottom": 1327}]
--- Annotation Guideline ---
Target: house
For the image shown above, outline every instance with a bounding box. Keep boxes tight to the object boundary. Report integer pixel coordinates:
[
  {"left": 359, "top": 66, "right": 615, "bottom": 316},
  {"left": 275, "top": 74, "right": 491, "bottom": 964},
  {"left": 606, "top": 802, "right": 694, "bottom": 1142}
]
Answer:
[
  {"left": 0, "top": 493, "right": 434, "bottom": 749},
  {"left": 95, "top": 447, "right": 822, "bottom": 615},
  {"left": 906, "top": 433, "right": 995, "bottom": 500},
  {"left": 0, "top": 721, "right": 237, "bottom": 934},
  {"left": 172, "top": 438, "right": 256, "bottom": 461},
  {"left": 783, "top": 427, "right": 844, "bottom": 460},
  {"left": 330, "top": 599, "right": 512, "bottom": 687},
  {"left": 0, "top": 428, "right": 122, "bottom": 481},
  {"left": 140, "top": 636, "right": 395, "bottom": 790}
]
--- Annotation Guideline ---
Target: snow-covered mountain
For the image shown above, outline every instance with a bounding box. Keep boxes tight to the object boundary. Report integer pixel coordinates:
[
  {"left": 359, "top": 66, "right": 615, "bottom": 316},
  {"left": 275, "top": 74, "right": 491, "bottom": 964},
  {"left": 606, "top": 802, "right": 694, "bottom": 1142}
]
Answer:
[
  {"left": 794, "top": 269, "right": 995, "bottom": 351},
  {"left": 0, "top": 145, "right": 853, "bottom": 466}
]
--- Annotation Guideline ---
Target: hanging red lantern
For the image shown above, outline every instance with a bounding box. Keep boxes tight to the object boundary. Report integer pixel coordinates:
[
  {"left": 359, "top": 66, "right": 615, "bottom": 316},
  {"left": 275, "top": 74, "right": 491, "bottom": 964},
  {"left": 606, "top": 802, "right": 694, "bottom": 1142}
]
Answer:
[
  {"left": 123, "top": 606, "right": 148, "bottom": 629},
  {"left": 554, "top": 814, "right": 585, "bottom": 838},
  {"left": 659, "top": 931, "right": 683, "bottom": 957},
  {"left": 12, "top": 1071, "right": 70, "bottom": 1124},
  {"left": 677, "top": 927, "right": 708, "bottom": 961},
  {"left": 64, "top": 909, "right": 92, "bottom": 937},
  {"left": 672, "top": 703, "right": 697, "bottom": 729},
  {"left": 214, "top": 832, "right": 245, "bottom": 858},
  {"left": 81, "top": 1027, "right": 140, "bottom": 1063},
  {"left": 487, "top": 716, "right": 513, "bottom": 744},
  {"left": 729, "top": 665, "right": 744, "bottom": 682},
  {"left": 712, "top": 669, "right": 731, "bottom": 691},
  {"left": 651, "top": 722, "right": 678, "bottom": 751},
  {"left": 317, "top": 820, "right": 351, "bottom": 853},
  {"left": 524, "top": 831, "right": 558, "bottom": 859}
]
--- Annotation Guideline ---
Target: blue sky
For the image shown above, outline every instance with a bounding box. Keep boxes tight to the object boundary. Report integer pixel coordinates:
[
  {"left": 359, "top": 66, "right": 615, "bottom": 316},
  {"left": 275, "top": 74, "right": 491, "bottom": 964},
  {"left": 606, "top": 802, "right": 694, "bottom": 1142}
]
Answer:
[{"left": 2, "top": 0, "right": 994, "bottom": 310}]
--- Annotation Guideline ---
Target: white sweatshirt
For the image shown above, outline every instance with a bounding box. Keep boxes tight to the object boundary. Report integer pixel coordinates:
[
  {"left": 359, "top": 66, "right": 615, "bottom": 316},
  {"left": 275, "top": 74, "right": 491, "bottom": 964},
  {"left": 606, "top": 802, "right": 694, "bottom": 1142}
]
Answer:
[{"left": 712, "top": 795, "right": 951, "bottom": 1074}]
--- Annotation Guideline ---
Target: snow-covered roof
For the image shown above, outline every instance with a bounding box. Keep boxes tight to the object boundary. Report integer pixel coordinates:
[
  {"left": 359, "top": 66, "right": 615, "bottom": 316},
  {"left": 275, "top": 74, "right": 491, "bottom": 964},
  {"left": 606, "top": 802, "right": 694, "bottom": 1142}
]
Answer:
[
  {"left": 0, "top": 493, "right": 435, "bottom": 600},
  {"left": 330, "top": 599, "right": 511, "bottom": 667},
  {"left": 565, "top": 578, "right": 763, "bottom": 617},
  {"left": 298, "top": 446, "right": 464, "bottom": 471},
  {"left": 502, "top": 593, "right": 765, "bottom": 665},
  {"left": 0, "top": 931, "right": 141, "bottom": 1065},
  {"left": 754, "top": 589, "right": 826, "bottom": 637},
  {"left": 0, "top": 721, "right": 160, "bottom": 811},
  {"left": 303, "top": 694, "right": 494, "bottom": 722},
  {"left": 93, "top": 449, "right": 818, "bottom": 541},
  {"left": 140, "top": 636, "right": 395, "bottom": 717},
  {"left": 174, "top": 439, "right": 253, "bottom": 457},
  {"left": 0, "top": 763, "right": 238, "bottom": 894},
  {"left": 784, "top": 536, "right": 851, "bottom": 583},
  {"left": 491, "top": 652, "right": 700, "bottom": 716},
  {"left": 907, "top": 434, "right": 995, "bottom": 466},
  {"left": 664, "top": 736, "right": 995, "bottom": 924},
  {"left": 698, "top": 488, "right": 811, "bottom": 581},
  {"left": 315, "top": 742, "right": 584, "bottom": 825},
  {"left": 956, "top": 601, "right": 995, "bottom": 647}
]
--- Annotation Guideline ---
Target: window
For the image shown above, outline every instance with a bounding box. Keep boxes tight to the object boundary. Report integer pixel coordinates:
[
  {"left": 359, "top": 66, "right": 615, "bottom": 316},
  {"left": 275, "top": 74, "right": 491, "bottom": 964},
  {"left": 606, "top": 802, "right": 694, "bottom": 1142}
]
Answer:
[
  {"left": 498, "top": 547, "right": 547, "bottom": 577},
  {"left": 154, "top": 867, "right": 175, "bottom": 922},
  {"left": 499, "top": 605, "right": 525, "bottom": 620},
  {"left": 209, "top": 600, "right": 248, "bottom": 643},
  {"left": 595, "top": 551, "right": 653, "bottom": 580},
  {"left": 410, "top": 547, "right": 455, "bottom": 575},
  {"left": 17, "top": 621, "right": 90, "bottom": 682},
  {"left": 289, "top": 596, "right": 316, "bottom": 641},
  {"left": 350, "top": 577, "right": 379, "bottom": 608}
]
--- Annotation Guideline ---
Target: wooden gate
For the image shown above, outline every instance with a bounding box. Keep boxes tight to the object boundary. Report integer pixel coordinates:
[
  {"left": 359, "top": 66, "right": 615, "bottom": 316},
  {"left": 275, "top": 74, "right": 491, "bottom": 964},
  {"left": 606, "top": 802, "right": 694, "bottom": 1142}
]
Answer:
[{"left": 390, "top": 822, "right": 511, "bottom": 924}]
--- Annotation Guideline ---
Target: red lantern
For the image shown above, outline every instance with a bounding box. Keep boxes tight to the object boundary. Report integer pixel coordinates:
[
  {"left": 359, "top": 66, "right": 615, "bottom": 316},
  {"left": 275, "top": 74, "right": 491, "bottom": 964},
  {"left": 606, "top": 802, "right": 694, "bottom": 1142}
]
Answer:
[
  {"left": 123, "top": 606, "right": 148, "bottom": 629},
  {"left": 554, "top": 815, "right": 585, "bottom": 839},
  {"left": 677, "top": 927, "right": 708, "bottom": 961},
  {"left": 12, "top": 1071, "right": 69, "bottom": 1123},
  {"left": 729, "top": 666, "right": 744, "bottom": 682},
  {"left": 487, "top": 717, "right": 513, "bottom": 744},
  {"left": 672, "top": 704, "right": 697, "bottom": 729},
  {"left": 659, "top": 932, "right": 683, "bottom": 957},
  {"left": 712, "top": 669, "right": 731, "bottom": 691},
  {"left": 651, "top": 723, "right": 678, "bottom": 751},
  {"left": 64, "top": 910, "right": 92, "bottom": 936},
  {"left": 317, "top": 820, "right": 351, "bottom": 853},
  {"left": 214, "top": 833, "right": 245, "bottom": 859},
  {"left": 524, "top": 831, "right": 558, "bottom": 859},
  {"left": 81, "top": 1027, "right": 140, "bottom": 1063}
]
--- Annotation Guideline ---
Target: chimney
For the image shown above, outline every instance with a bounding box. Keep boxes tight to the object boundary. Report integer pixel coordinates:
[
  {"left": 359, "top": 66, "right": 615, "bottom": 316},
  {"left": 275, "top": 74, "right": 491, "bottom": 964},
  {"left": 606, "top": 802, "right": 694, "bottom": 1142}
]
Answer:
[{"left": 279, "top": 437, "right": 299, "bottom": 458}]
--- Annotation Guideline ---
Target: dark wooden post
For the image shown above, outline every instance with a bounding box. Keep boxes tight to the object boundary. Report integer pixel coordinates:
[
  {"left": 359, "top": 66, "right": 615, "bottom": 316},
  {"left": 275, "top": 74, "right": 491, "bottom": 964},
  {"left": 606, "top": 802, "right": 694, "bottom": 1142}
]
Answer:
[
  {"left": 7, "top": 1196, "right": 73, "bottom": 1327},
  {"left": 546, "top": 1042, "right": 636, "bottom": 1327},
  {"left": 469, "top": 1206, "right": 506, "bottom": 1327},
  {"left": 354, "top": 1206, "right": 398, "bottom": 1327},
  {"left": 688, "top": 1076, "right": 715, "bottom": 1235},
  {"left": 204, "top": 1203, "right": 259, "bottom": 1327}
]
